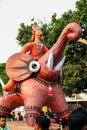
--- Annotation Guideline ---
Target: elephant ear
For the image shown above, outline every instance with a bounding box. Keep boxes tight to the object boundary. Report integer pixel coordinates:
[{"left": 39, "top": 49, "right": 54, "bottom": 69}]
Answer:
[{"left": 6, "top": 52, "right": 35, "bottom": 81}]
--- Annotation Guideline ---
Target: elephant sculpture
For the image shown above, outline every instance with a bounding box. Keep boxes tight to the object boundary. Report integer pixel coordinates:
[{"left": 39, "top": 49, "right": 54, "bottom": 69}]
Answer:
[{"left": 0, "top": 22, "right": 82, "bottom": 127}]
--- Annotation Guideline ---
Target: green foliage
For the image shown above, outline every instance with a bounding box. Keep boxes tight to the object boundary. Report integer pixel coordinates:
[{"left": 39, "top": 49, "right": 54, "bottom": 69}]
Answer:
[
  {"left": 0, "top": 63, "right": 8, "bottom": 83},
  {"left": 0, "top": 63, "right": 9, "bottom": 95},
  {"left": 16, "top": 23, "right": 32, "bottom": 46},
  {"left": 61, "top": 0, "right": 87, "bottom": 95},
  {"left": 63, "top": 62, "right": 87, "bottom": 96}
]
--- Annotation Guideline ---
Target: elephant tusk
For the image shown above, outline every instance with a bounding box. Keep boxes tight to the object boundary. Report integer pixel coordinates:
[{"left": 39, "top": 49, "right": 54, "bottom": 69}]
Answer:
[
  {"left": 47, "top": 51, "right": 54, "bottom": 69},
  {"left": 29, "top": 61, "right": 40, "bottom": 72},
  {"left": 54, "top": 55, "right": 66, "bottom": 70}
]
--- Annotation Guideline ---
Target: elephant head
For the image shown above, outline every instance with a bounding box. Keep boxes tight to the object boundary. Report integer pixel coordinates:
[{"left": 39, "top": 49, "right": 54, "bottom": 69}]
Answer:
[{"left": 0, "top": 22, "right": 82, "bottom": 127}]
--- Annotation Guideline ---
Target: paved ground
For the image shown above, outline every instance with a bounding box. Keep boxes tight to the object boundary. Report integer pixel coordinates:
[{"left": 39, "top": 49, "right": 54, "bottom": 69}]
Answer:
[
  {"left": 7, "top": 121, "right": 34, "bottom": 130},
  {"left": 7, "top": 121, "right": 59, "bottom": 130}
]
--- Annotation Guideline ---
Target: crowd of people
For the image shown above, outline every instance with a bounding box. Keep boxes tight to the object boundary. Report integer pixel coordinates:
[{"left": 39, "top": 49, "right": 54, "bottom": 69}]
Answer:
[
  {"left": 6, "top": 107, "right": 87, "bottom": 130},
  {"left": 34, "top": 107, "right": 87, "bottom": 130},
  {"left": 9, "top": 112, "right": 24, "bottom": 121}
]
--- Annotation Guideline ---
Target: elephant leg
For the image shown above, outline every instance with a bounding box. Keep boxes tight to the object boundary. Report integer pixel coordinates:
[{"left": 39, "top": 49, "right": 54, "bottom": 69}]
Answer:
[
  {"left": 21, "top": 78, "right": 48, "bottom": 127},
  {"left": 0, "top": 92, "right": 24, "bottom": 116},
  {"left": 45, "top": 85, "right": 70, "bottom": 119}
]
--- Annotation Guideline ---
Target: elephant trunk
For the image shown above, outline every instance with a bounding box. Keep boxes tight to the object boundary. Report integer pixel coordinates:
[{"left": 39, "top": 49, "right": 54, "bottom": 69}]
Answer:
[{"left": 39, "top": 22, "right": 82, "bottom": 67}]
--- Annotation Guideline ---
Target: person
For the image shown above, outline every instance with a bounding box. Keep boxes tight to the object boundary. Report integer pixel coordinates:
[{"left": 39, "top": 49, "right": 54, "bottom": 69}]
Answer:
[
  {"left": 3, "top": 24, "right": 48, "bottom": 92},
  {"left": 0, "top": 115, "right": 10, "bottom": 130},
  {"left": 34, "top": 115, "right": 50, "bottom": 130},
  {"left": 17, "top": 112, "right": 23, "bottom": 121},
  {"left": 53, "top": 113, "right": 60, "bottom": 124},
  {"left": 68, "top": 107, "right": 87, "bottom": 130},
  {"left": 11, "top": 112, "right": 16, "bottom": 121},
  {"left": 60, "top": 119, "right": 69, "bottom": 130}
]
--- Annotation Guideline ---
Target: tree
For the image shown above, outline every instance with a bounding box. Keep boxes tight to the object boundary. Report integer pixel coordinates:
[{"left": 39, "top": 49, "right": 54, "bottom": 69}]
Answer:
[
  {"left": 61, "top": 0, "right": 87, "bottom": 96},
  {"left": 0, "top": 63, "right": 8, "bottom": 95},
  {"left": 16, "top": 23, "right": 32, "bottom": 47}
]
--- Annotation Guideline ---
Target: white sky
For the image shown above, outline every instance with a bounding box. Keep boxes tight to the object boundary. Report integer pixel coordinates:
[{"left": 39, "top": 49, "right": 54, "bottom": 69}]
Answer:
[{"left": 0, "top": 0, "right": 77, "bottom": 63}]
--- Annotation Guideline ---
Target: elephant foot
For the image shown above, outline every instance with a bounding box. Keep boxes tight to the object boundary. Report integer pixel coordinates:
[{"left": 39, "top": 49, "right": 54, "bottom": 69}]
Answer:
[
  {"left": 25, "top": 106, "right": 41, "bottom": 127},
  {"left": 57, "top": 108, "right": 70, "bottom": 119},
  {"left": 26, "top": 115, "right": 37, "bottom": 127},
  {"left": 60, "top": 112, "right": 70, "bottom": 119}
]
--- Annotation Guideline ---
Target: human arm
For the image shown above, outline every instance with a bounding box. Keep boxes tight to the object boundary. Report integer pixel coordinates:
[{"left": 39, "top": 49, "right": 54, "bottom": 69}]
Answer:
[
  {"left": 43, "top": 46, "right": 49, "bottom": 53},
  {"left": 20, "top": 42, "right": 33, "bottom": 54}
]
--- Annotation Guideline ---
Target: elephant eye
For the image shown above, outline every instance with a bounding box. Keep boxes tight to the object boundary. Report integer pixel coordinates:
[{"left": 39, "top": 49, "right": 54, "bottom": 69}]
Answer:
[{"left": 29, "top": 61, "right": 40, "bottom": 72}]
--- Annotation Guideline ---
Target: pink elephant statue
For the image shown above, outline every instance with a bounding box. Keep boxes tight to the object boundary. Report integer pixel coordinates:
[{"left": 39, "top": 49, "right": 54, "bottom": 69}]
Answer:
[{"left": 0, "top": 22, "right": 82, "bottom": 127}]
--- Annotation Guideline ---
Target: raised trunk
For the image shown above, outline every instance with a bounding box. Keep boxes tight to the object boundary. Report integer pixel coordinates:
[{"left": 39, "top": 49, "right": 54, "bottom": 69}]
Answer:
[{"left": 39, "top": 22, "right": 82, "bottom": 67}]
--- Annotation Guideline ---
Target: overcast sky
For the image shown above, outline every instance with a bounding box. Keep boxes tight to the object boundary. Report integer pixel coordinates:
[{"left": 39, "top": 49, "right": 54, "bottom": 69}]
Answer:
[{"left": 0, "top": 0, "right": 77, "bottom": 63}]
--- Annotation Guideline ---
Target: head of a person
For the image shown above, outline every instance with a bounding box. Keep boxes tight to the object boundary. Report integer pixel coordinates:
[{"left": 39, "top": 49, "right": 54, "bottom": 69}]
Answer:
[
  {"left": 34, "top": 115, "right": 50, "bottom": 130},
  {"left": 0, "top": 115, "right": 7, "bottom": 128},
  {"left": 18, "top": 112, "right": 21, "bottom": 116},
  {"left": 31, "top": 24, "right": 43, "bottom": 41},
  {"left": 68, "top": 107, "right": 87, "bottom": 130},
  {"left": 61, "top": 119, "right": 69, "bottom": 130}
]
